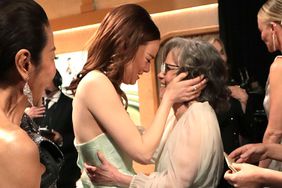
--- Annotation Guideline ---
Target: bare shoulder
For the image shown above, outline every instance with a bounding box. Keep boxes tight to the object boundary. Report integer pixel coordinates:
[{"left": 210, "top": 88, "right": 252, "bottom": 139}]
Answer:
[
  {"left": 0, "top": 125, "right": 38, "bottom": 159},
  {"left": 271, "top": 56, "right": 282, "bottom": 73},
  {"left": 0, "top": 124, "right": 42, "bottom": 187},
  {"left": 76, "top": 70, "right": 117, "bottom": 99},
  {"left": 81, "top": 70, "right": 111, "bottom": 87}
]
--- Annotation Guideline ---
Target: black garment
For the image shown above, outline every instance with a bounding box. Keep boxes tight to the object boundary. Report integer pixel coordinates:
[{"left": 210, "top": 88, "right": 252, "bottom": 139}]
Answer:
[
  {"left": 44, "top": 92, "right": 81, "bottom": 188},
  {"left": 218, "top": 97, "right": 250, "bottom": 154},
  {"left": 217, "top": 97, "right": 252, "bottom": 188},
  {"left": 21, "top": 113, "right": 64, "bottom": 188}
]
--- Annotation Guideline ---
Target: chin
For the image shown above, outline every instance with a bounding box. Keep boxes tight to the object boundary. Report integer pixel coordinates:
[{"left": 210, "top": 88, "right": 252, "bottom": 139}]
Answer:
[{"left": 130, "top": 80, "right": 137, "bottom": 85}]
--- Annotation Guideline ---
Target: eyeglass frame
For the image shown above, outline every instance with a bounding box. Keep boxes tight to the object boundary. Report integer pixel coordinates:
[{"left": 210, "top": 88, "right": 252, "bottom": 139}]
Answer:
[{"left": 160, "top": 63, "right": 180, "bottom": 74}]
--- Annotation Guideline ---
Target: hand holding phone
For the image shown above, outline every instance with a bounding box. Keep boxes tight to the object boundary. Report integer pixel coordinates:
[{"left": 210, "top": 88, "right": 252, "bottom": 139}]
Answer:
[{"left": 224, "top": 152, "right": 238, "bottom": 173}]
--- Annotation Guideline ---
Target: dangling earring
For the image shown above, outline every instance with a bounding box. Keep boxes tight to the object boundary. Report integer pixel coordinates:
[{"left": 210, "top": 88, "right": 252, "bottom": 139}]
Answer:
[
  {"left": 272, "top": 32, "right": 276, "bottom": 52},
  {"left": 23, "top": 82, "right": 34, "bottom": 106}
]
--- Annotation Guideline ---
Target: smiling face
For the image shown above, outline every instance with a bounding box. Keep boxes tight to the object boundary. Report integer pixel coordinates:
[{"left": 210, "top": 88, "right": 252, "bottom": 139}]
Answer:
[
  {"left": 158, "top": 49, "right": 179, "bottom": 98},
  {"left": 123, "top": 40, "right": 160, "bottom": 85},
  {"left": 29, "top": 26, "right": 56, "bottom": 106}
]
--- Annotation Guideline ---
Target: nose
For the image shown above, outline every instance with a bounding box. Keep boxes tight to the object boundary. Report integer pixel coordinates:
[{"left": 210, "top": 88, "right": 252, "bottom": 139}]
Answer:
[{"left": 157, "top": 71, "right": 165, "bottom": 80}]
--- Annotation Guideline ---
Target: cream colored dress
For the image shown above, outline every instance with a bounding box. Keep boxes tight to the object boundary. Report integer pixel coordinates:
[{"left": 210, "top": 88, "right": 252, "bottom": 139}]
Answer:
[{"left": 130, "top": 102, "right": 224, "bottom": 188}]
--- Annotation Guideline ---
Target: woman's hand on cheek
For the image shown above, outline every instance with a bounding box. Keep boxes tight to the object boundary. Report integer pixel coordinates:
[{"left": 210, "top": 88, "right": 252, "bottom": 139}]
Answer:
[{"left": 164, "top": 73, "right": 207, "bottom": 103}]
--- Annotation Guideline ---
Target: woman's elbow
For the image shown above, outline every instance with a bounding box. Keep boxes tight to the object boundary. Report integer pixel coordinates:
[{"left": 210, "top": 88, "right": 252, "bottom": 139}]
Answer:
[{"left": 264, "top": 129, "right": 282, "bottom": 143}]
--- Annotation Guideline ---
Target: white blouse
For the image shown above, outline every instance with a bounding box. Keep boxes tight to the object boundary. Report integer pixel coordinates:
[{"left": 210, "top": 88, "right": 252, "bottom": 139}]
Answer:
[{"left": 130, "top": 102, "right": 224, "bottom": 188}]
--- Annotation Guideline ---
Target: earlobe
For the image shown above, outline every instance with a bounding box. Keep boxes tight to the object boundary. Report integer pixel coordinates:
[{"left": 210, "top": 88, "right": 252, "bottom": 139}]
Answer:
[
  {"left": 270, "top": 22, "right": 279, "bottom": 32},
  {"left": 15, "top": 49, "right": 31, "bottom": 81}
]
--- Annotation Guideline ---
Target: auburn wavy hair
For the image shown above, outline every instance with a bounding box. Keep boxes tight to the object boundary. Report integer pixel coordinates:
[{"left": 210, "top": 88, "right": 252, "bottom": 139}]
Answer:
[{"left": 68, "top": 4, "right": 160, "bottom": 108}]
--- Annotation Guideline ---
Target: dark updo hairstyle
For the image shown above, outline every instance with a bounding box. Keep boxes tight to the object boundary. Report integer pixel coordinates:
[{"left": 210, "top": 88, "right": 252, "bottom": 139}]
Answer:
[
  {"left": 161, "top": 37, "right": 230, "bottom": 114},
  {"left": 69, "top": 4, "right": 160, "bottom": 108},
  {"left": 0, "top": 0, "right": 49, "bottom": 80}
]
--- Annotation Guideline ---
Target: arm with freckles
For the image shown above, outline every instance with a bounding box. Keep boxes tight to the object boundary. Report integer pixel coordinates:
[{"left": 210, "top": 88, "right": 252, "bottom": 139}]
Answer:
[{"left": 77, "top": 71, "right": 206, "bottom": 164}]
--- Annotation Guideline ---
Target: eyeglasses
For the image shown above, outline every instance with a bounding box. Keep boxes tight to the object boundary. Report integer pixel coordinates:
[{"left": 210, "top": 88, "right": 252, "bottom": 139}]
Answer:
[{"left": 160, "top": 63, "right": 180, "bottom": 73}]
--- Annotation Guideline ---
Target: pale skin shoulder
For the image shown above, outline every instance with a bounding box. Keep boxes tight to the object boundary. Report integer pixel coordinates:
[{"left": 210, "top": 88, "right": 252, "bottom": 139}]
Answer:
[{"left": 0, "top": 124, "right": 44, "bottom": 188}]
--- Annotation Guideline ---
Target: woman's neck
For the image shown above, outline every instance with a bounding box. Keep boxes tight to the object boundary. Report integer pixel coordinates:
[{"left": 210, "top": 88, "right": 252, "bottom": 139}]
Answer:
[
  {"left": 173, "top": 103, "right": 188, "bottom": 120},
  {"left": 0, "top": 85, "right": 27, "bottom": 125},
  {"left": 173, "top": 100, "right": 197, "bottom": 120}
]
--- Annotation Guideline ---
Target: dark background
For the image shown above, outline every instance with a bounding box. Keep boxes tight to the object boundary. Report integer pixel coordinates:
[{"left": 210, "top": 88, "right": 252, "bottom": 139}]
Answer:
[
  {"left": 218, "top": 0, "right": 281, "bottom": 143},
  {"left": 218, "top": 0, "right": 279, "bottom": 88}
]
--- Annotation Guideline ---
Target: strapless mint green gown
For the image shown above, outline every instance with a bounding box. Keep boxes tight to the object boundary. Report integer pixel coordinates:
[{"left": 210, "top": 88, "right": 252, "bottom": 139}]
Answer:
[{"left": 75, "top": 133, "right": 135, "bottom": 188}]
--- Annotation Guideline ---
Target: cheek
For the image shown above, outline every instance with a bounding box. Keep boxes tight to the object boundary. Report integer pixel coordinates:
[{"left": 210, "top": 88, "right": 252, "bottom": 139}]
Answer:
[
  {"left": 261, "top": 30, "right": 271, "bottom": 43},
  {"left": 261, "top": 32, "right": 267, "bottom": 42},
  {"left": 165, "top": 73, "right": 174, "bottom": 84},
  {"left": 35, "top": 61, "right": 56, "bottom": 90},
  {"left": 44, "top": 59, "right": 56, "bottom": 79}
]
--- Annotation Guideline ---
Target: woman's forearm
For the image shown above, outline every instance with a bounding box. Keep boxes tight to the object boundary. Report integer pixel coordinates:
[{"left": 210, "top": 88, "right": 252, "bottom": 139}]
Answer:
[
  {"left": 115, "top": 172, "right": 133, "bottom": 187},
  {"left": 139, "top": 96, "right": 173, "bottom": 163},
  {"left": 260, "top": 130, "right": 282, "bottom": 167},
  {"left": 261, "top": 168, "right": 282, "bottom": 187},
  {"left": 266, "top": 144, "right": 282, "bottom": 161},
  {"left": 263, "top": 128, "right": 282, "bottom": 144}
]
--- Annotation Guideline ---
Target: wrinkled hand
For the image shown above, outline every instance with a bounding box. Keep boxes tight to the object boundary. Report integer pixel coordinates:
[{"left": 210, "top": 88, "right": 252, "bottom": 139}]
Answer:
[
  {"left": 229, "top": 85, "right": 248, "bottom": 104},
  {"left": 164, "top": 73, "right": 207, "bottom": 104},
  {"left": 85, "top": 152, "right": 121, "bottom": 186},
  {"left": 224, "top": 163, "right": 262, "bottom": 188},
  {"left": 25, "top": 106, "right": 45, "bottom": 118},
  {"left": 229, "top": 143, "right": 268, "bottom": 163}
]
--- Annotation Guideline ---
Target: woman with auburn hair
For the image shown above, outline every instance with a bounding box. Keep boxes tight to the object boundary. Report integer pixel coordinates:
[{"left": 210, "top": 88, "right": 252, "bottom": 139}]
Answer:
[{"left": 69, "top": 4, "right": 206, "bottom": 187}]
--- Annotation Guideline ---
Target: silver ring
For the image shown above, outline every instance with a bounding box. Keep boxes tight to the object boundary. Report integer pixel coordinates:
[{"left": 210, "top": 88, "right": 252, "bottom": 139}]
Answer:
[{"left": 193, "top": 86, "right": 197, "bottom": 91}]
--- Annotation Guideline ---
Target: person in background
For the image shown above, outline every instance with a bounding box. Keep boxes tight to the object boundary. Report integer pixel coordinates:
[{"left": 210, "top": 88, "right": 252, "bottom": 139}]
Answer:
[
  {"left": 225, "top": 0, "right": 282, "bottom": 187},
  {"left": 0, "top": 0, "right": 62, "bottom": 187},
  {"left": 68, "top": 4, "right": 206, "bottom": 188},
  {"left": 207, "top": 36, "right": 250, "bottom": 153},
  {"left": 85, "top": 37, "right": 230, "bottom": 187},
  {"left": 42, "top": 70, "right": 81, "bottom": 188},
  {"left": 205, "top": 35, "right": 251, "bottom": 188}
]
